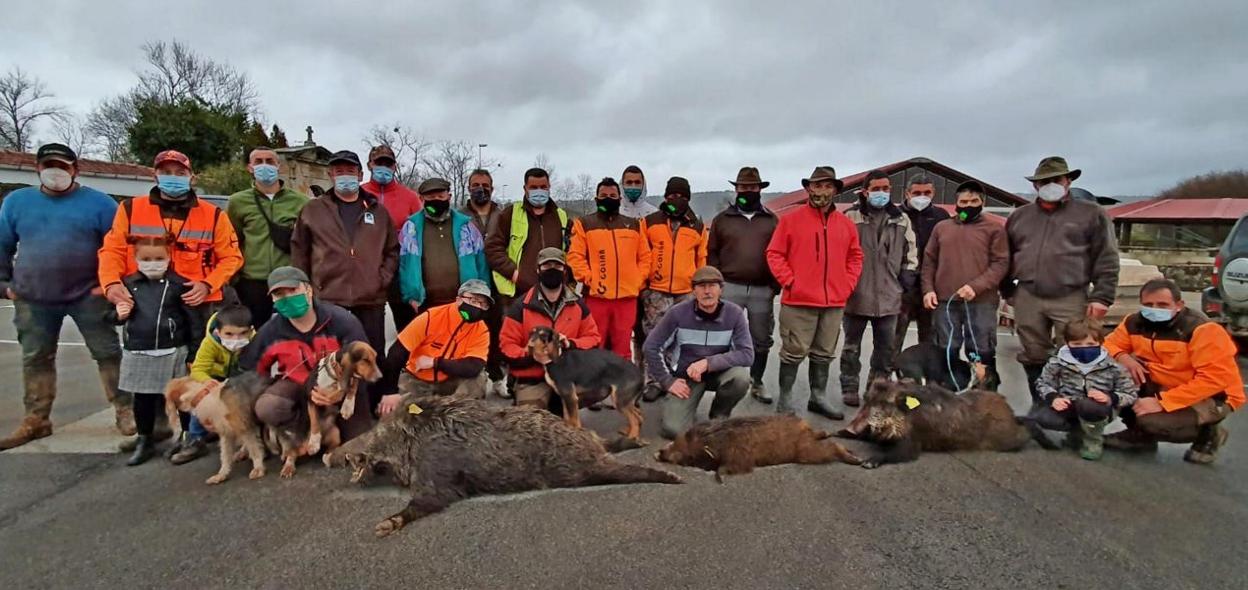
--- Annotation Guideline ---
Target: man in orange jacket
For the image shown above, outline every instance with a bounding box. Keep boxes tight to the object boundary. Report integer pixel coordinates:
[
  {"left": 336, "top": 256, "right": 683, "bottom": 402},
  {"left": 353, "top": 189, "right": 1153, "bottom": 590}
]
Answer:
[
  {"left": 567, "top": 177, "right": 651, "bottom": 361},
  {"left": 638, "top": 176, "right": 708, "bottom": 400},
  {"left": 99, "top": 150, "right": 242, "bottom": 357},
  {"left": 1103, "top": 279, "right": 1242, "bottom": 464}
]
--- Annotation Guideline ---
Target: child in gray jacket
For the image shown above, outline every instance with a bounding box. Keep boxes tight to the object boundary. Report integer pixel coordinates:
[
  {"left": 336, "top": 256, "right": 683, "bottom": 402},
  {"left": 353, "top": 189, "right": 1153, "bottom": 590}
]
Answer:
[{"left": 1029, "top": 318, "right": 1138, "bottom": 460}]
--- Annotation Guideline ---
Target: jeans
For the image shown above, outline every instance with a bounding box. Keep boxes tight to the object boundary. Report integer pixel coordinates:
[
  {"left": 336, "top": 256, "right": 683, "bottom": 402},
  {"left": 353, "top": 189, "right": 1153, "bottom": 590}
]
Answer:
[
  {"left": 661, "top": 366, "right": 751, "bottom": 439},
  {"left": 188, "top": 415, "right": 209, "bottom": 439},
  {"left": 839, "top": 314, "right": 897, "bottom": 395},
  {"left": 13, "top": 295, "right": 122, "bottom": 420}
]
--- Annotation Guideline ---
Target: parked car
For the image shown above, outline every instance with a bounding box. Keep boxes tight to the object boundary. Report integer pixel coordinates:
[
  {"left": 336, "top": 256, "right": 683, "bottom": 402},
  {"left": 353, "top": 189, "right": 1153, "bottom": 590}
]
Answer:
[{"left": 1202, "top": 211, "right": 1248, "bottom": 347}]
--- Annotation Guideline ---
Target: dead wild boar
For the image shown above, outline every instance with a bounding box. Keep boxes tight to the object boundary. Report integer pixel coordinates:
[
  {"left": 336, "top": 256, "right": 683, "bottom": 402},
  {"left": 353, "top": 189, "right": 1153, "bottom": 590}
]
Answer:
[
  {"left": 657, "top": 415, "right": 861, "bottom": 482},
  {"left": 326, "top": 395, "right": 682, "bottom": 537}
]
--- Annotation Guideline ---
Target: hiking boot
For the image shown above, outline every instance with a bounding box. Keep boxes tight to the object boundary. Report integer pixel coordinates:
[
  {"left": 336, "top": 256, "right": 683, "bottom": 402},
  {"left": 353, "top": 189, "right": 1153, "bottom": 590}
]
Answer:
[
  {"left": 1184, "top": 424, "right": 1229, "bottom": 465},
  {"left": 119, "top": 428, "right": 173, "bottom": 452},
  {"left": 807, "top": 361, "right": 843, "bottom": 420},
  {"left": 775, "top": 362, "right": 799, "bottom": 414},
  {"left": 749, "top": 381, "right": 773, "bottom": 404},
  {"left": 1079, "top": 418, "right": 1108, "bottom": 461},
  {"left": 126, "top": 435, "right": 156, "bottom": 466},
  {"left": 842, "top": 390, "right": 860, "bottom": 408},
  {"left": 170, "top": 437, "right": 209, "bottom": 465},
  {"left": 1104, "top": 428, "right": 1158, "bottom": 453},
  {"left": 0, "top": 416, "right": 53, "bottom": 451},
  {"left": 113, "top": 404, "right": 136, "bottom": 437},
  {"left": 642, "top": 383, "right": 665, "bottom": 403}
]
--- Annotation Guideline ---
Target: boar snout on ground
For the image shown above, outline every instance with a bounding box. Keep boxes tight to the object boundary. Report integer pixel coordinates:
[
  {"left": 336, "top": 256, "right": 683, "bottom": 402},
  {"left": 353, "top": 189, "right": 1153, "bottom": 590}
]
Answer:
[
  {"left": 657, "top": 415, "right": 861, "bottom": 482},
  {"left": 327, "top": 395, "right": 681, "bottom": 538}
]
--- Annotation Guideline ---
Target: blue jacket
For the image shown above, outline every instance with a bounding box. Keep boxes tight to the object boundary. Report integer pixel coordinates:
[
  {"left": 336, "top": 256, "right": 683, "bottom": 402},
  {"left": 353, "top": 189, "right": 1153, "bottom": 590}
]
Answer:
[
  {"left": 0, "top": 185, "right": 118, "bottom": 304},
  {"left": 398, "top": 210, "right": 488, "bottom": 305},
  {"left": 643, "top": 299, "right": 754, "bottom": 390}
]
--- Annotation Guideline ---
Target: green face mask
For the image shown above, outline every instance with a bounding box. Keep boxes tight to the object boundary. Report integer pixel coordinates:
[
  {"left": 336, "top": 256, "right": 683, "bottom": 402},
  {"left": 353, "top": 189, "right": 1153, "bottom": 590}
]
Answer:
[{"left": 274, "top": 292, "right": 311, "bottom": 319}]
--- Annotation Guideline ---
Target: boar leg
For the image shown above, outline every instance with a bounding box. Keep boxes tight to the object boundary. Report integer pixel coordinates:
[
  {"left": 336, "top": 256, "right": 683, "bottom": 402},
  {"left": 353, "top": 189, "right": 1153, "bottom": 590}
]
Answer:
[
  {"left": 374, "top": 489, "right": 459, "bottom": 538},
  {"left": 861, "top": 435, "right": 920, "bottom": 469},
  {"left": 796, "top": 438, "right": 863, "bottom": 466},
  {"left": 584, "top": 461, "right": 682, "bottom": 486}
]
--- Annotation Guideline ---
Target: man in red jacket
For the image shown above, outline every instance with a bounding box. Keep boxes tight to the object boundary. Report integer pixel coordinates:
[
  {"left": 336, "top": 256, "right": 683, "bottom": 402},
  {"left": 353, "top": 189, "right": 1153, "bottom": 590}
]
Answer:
[
  {"left": 361, "top": 145, "right": 423, "bottom": 332},
  {"left": 766, "top": 166, "right": 863, "bottom": 419}
]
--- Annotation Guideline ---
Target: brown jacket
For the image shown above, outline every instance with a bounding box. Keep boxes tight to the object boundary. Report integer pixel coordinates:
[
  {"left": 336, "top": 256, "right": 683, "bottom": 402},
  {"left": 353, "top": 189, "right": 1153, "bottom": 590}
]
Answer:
[
  {"left": 1006, "top": 199, "right": 1119, "bottom": 305},
  {"left": 484, "top": 201, "right": 572, "bottom": 296},
  {"left": 922, "top": 216, "right": 1008, "bottom": 304},
  {"left": 291, "top": 190, "right": 399, "bottom": 307},
  {"left": 708, "top": 205, "right": 779, "bottom": 287}
]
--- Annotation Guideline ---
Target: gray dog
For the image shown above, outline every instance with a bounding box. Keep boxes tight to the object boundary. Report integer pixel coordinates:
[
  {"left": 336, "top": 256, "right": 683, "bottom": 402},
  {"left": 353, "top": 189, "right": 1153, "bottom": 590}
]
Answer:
[{"left": 326, "top": 395, "right": 682, "bottom": 537}]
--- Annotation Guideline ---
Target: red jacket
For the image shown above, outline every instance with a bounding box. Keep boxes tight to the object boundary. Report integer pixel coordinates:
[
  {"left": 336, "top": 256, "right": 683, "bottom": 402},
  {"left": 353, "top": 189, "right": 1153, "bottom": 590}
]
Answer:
[
  {"left": 500, "top": 286, "right": 601, "bottom": 381},
  {"left": 361, "top": 179, "right": 423, "bottom": 232},
  {"left": 766, "top": 205, "right": 863, "bottom": 308}
]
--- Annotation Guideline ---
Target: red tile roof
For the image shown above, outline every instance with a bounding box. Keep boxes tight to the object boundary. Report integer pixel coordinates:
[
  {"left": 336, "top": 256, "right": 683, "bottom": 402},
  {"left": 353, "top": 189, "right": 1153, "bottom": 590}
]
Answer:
[
  {"left": 1107, "top": 197, "right": 1248, "bottom": 222},
  {"left": 766, "top": 202, "right": 1004, "bottom": 225},
  {"left": 0, "top": 150, "right": 153, "bottom": 179}
]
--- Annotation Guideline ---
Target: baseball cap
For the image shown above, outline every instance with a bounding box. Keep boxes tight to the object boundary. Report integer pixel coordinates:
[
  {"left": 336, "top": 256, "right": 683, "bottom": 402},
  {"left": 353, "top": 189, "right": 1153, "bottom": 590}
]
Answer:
[
  {"left": 955, "top": 180, "right": 985, "bottom": 195},
  {"left": 267, "top": 266, "right": 310, "bottom": 294},
  {"left": 457, "top": 279, "right": 495, "bottom": 305},
  {"left": 328, "top": 150, "right": 362, "bottom": 167},
  {"left": 153, "top": 150, "right": 192, "bottom": 171},
  {"left": 537, "top": 247, "right": 566, "bottom": 266},
  {"left": 36, "top": 143, "right": 77, "bottom": 164}
]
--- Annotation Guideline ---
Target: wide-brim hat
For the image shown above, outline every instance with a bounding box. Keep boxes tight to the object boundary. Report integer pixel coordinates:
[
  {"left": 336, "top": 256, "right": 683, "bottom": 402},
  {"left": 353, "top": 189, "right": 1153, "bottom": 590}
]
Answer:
[
  {"left": 801, "top": 166, "right": 843, "bottom": 191},
  {"left": 729, "top": 166, "right": 770, "bottom": 189},
  {"left": 1026, "top": 156, "right": 1081, "bottom": 182}
]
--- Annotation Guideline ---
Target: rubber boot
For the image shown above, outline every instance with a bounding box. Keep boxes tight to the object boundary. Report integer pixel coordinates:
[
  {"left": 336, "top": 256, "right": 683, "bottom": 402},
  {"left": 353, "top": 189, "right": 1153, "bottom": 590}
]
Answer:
[
  {"left": 98, "top": 360, "right": 134, "bottom": 436},
  {"left": 126, "top": 435, "right": 156, "bottom": 466},
  {"left": 0, "top": 415, "right": 53, "bottom": 451},
  {"left": 749, "top": 354, "right": 772, "bottom": 404},
  {"left": 1078, "top": 418, "right": 1108, "bottom": 461},
  {"left": 1184, "top": 424, "right": 1229, "bottom": 465},
  {"left": 1023, "top": 363, "right": 1045, "bottom": 412},
  {"left": 775, "top": 362, "right": 800, "bottom": 414},
  {"left": 807, "top": 361, "right": 844, "bottom": 420}
]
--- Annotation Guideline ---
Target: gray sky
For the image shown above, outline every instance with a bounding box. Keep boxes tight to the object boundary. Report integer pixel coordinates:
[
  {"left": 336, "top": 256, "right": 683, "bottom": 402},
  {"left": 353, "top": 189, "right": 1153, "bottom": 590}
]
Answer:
[{"left": 3, "top": 0, "right": 1246, "bottom": 198}]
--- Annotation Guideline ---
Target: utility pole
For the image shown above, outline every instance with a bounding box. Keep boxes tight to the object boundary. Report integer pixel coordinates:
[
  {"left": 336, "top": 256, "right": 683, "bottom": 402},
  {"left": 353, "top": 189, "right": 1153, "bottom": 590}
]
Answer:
[{"left": 477, "top": 143, "right": 488, "bottom": 169}]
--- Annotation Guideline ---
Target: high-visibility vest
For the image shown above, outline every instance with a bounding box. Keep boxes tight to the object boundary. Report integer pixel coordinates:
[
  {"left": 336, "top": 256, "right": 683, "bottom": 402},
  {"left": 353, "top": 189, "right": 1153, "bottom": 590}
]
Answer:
[
  {"left": 492, "top": 202, "right": 568, "bottom": 296},
  {"left": 126, "top": 197, "right": 221, "bottom": 284}
]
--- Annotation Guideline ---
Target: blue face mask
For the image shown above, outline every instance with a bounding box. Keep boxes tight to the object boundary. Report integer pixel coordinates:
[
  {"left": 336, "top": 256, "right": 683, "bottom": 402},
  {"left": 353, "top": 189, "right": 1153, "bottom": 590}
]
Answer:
[
  {"left": 1140, "top": 306, "right": 1176, "bottom": 323},
  {"left": 527, "top": 188, "right": 551, "bottom": 207},
  {"left": 1068, "top": 345, "right": 1103, "bottom": 364},
  {"left": 252, "top": 164, "right": 279, "bottom": 185},
  {"left": 371, "top": 166, "right": 394, "bottom": 185},
  {"left": 867, "top": 191, "right": 890, "bottom": 208},
  {"left": 157, "top": 175, "right": 191, "bottom": 197},
  {"left": 334, "top": 175, "right": 360, "bottom": 194}
]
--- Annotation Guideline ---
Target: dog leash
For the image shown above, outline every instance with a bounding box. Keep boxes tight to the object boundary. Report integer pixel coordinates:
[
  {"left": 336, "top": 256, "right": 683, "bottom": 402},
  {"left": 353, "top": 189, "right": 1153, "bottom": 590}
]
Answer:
[{"left": 945, "top": 294, "right": 983, "bottom": 393}]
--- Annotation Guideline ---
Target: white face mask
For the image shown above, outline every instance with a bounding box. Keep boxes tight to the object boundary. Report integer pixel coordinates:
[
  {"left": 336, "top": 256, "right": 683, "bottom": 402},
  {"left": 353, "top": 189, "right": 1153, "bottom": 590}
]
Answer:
[
  {"left": 138, "top": 259, "right": 169, "bottom": 279},
  {"left": 220, "top": 337, "right": 250, "bottom": 352},
  {"left": 909, "top": 196, "right": 932, "bottom": 211},
  {"left": 39, "top": 168, "right": 73, "bottom": 192},
  {"left": 1037, "top": 182, "right": 1067, "bottom": 202}
]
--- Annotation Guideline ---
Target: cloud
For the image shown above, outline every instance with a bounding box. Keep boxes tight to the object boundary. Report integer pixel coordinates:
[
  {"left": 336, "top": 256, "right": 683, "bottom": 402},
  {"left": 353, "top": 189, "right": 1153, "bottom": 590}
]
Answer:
[{"left": 2, "top": 0, "right": 1246, "bottom": 198}]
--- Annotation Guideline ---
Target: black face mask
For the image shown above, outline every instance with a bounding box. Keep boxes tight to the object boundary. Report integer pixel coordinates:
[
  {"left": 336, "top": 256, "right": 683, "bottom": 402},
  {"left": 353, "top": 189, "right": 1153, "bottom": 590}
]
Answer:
[
  {"left": 596, "top": 197, "right": 621, "bottom": 216},
  {"left": 538, "top": 267, "right": 565, "bottom": 289},
  {"left": 458, "top": 302, "right": 486, "bottom": 323},
  {"left": 663, "top": 198, "right": 689, "bottom": 218},
  {"left": 735, "top": 191, "right": 762, "bottom": 212},
  {"left": 424, "top": 199, "right": 450, "bottom": 218},
  {"left": 956, "top": 205, "right": 982, "bottom": 223},
  {"left": 469, "top": 187, "right": 491, "bottom": 206}
]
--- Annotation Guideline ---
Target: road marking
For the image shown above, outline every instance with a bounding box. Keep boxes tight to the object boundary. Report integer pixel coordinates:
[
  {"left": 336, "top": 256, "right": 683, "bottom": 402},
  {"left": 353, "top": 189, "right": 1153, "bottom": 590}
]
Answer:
[
  {"left": 4, "top": 409, "right": 127, "bottom": 454},
  {"left": 0, "top": 339, "right": 87, "bottom": 346}
]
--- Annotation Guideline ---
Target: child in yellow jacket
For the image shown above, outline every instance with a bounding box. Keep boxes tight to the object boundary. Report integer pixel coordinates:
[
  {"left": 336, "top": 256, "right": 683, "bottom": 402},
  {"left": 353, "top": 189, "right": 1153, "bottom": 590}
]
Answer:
[{"left": 170, "top": 305, "right": 254, "bottom": 465}]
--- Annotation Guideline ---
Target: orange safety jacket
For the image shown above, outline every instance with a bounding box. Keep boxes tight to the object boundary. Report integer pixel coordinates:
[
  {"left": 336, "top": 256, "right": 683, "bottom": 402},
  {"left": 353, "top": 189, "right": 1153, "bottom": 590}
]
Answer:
[
  {"left": 567, "top": 212, "right": 651, "bottom": 300},
  {"left": 397, "top": 302, "right": 490, "bottom": 383},
  {"left": 641, "top": 211, "right": 708, "bottom": 295}
]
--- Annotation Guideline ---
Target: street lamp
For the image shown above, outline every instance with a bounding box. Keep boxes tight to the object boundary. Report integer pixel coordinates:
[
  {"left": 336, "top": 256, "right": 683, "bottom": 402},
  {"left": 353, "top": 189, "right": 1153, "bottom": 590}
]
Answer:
[{"left": 477, "top": 143, "right": 488, "bottom": 169}]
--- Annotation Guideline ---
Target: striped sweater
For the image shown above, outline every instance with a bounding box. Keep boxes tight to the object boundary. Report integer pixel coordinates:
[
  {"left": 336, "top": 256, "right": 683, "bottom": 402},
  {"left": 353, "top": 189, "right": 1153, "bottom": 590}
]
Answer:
[{"left": 643, "top": 299, "right": 754, "bottom": 389}]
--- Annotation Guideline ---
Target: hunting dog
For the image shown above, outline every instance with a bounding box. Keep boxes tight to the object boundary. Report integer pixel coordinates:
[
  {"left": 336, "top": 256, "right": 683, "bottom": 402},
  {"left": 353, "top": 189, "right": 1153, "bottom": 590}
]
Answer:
[
  {"left": 526, "top": 326, "right": 646, "bottom": 448},
  {"left": 326, "top": 395, "right": 681, "bottom": 538},
  {"left": 657, "top": 415, "right": 861, "bottom": 482},
  {"left": 165, "top": 371, "right": 269, "bottom": 485},
  {"left": 894, "top": 342, "right": 990, "bottom": 391},
  {"left": 284, "top": 341, "right": 384, "bottom": 478}
]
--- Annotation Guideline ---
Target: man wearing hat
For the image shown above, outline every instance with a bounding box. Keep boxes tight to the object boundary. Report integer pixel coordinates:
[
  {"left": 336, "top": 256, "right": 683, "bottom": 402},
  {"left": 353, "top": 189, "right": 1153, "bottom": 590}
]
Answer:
[
  {"left": 290, "top": 150, "right": 399, "bottom": 371},
  {"left": 0, "top": 144, "right": 129, "bottom": 449},
  {"left": 361, "top": 145, "right": 424, "bottom": 332},
  {"left": 499, "top": 247, "right": 602, "bottom": 411},
  {"left": 708, "top": 166, "right": 781, "bottom": 404},
  {"left": 377, "top": 279, "right": 495, "bottom": 410},
  {"left": 397, "top": 177, "right": 487, "bottom": 318},
  {"left": 644, "top": 265, "right": 754, "bottom": 439},
  {"left": 921, "top": 181, "right": 1010, "bottom": 389},
  {"left": 1006, "top": 157, "right": 1119, "bottom": 407},
  {"left": 766, "top": 166, "right": 863, "bottom": 419},
  {"left": 240, "top": 266, "right": 375, "bottom": 440},
  {"left": 638, "top": 176, "right": 709, "bottom": 401}
]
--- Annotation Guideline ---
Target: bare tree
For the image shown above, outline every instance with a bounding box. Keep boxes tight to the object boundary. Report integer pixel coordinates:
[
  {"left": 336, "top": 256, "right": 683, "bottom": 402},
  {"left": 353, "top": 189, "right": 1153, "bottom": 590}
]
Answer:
[
  {"left": 85, "top": 94, "right": 137, "bottom": 161},
  {"left": 422, "top": 140, "right": 480, "bottom": 206},
  {"left": 52, "top": 113, "right": 101, "bottom": 159},
  {"left": 136, "top": 40, "right": 259, "bottom": 114},
  {"left": 0, "top": 68, "right": 67, "bottom": 152},
  {"left": 363, "top": 123, "right": 431, "bottom": 186},
  {"left": 532, "top": 153, "right": 556, "bottom": 183},
  {"left": 574, "top": 173, "right": 596, "bottom": 200}
]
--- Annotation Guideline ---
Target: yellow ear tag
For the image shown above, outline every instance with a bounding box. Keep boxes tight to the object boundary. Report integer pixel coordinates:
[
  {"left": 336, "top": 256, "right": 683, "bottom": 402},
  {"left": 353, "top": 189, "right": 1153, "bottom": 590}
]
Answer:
[
  {"left": 904, "top": 396, "right": 921, "bottom": 410},
  {"left": 407, "top": 403, "right": 423, "bottom": 415}
]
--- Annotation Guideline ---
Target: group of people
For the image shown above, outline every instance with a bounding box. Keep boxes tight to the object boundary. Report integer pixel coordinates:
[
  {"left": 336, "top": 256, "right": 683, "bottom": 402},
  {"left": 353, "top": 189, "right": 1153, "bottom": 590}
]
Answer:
[{"left": 0, "top": 142, "right": 1240, "bottom": 467}]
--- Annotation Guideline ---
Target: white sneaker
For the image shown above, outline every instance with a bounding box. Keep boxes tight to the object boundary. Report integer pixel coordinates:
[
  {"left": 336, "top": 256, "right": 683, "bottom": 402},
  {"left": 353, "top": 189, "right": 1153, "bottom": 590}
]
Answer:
[{"left": 490, "top": 379, "right": 512, "bottom": 399}]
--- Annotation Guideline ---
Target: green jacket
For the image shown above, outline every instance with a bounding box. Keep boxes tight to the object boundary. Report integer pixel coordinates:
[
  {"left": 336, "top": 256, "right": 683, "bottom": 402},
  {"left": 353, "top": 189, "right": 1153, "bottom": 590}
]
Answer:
[
  {"left": 398, "top": 210, "right": 489, "bottom": 305},
  {"left": 226, "top": 184, "right": 309, "bottom": 281},
  {"left": 189, "top": 313, "right": 249, "bottom": 382}
]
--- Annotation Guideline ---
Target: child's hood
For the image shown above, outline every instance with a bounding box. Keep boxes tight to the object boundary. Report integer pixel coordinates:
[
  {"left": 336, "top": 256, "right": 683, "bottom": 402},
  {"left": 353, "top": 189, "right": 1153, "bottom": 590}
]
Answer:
[{"left": 1056, "top": 345, "right": 1113, "bottom": 374}]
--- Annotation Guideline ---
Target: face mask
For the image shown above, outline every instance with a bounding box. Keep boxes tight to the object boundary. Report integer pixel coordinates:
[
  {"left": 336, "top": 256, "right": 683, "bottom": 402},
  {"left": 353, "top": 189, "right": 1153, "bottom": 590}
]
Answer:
[
  {"left": 1140, "top": 306, "right": 1176, "bottom": 324},
  {"left": 1037, "top": 182, "right": 1066, "bottom": 203},
  {"left": 735, "top": 191, "right": 762, "bottom": 212},
  {"left": 220, "top": 337, "right": 250, "bottom": 352},
  {"left": 371, "top": 166, "right": 394, "bottom": 185},
  {"left": 458, "top": 302, "right": 486, "bottom": 323},
  {"left": 867, "top": 191, "right": 890, "bottom": 208},
  {"left": 274, "top": 292, "right": 311, "bottom": 319},
  {"left": 909, "top": 196, "right": 932, "bottom": 211},
  {"left": 956, "top": 205, "right": 983, "bottom": 223},
  {"left": 538, "top": 267, "right": 565, "bottom": 289},
  {"left": 138, "top": 259, "right": 169, "bottom": 279},
  {"left": 157, "top": 175, "right": 192, "bottom": 198},
  {"left": 622, "top": 187, "right": 644, "bottom": 203},
  {"left": 39, "top": 168, "right": 73, "bottom": 192},
  {"left": 663, "top": 198, "right": 688, "bottom": 217},
  {"left": 469, "top": 187, "right": 492, "bottom": 205},
  {"left": 808, "top": 189, "right": 834, "bottom": 209},
  {"left": 1068, "top": 345, "right": 1102, "bottom": 364},
  {"left": 596, "top": 197, "right": 621, "bottom": 216},
  {"left": 424, "top": 199, "right": 450, "bottom": 217},
  {"left": 334, "top": 175, "right": 360, "bottom": 194},
  {"left": 527, "top": 188, "right": 550, "bottom": 207},
  {"left": 252, "top": 164, "right": 279, "bottom": 185}
]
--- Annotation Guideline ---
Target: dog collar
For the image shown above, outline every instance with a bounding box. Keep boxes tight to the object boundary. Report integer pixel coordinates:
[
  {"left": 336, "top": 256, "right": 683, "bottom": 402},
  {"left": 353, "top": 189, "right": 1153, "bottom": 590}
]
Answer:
[{"left": 189, "top": 381, "right": 222, "bottom": 408}]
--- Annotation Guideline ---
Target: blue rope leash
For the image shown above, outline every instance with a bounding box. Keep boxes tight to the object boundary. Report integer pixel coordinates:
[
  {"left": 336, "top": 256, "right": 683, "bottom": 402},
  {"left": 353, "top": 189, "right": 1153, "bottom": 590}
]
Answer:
[{"left": 945, "top": 294, "right": 982, "bottom": 392}]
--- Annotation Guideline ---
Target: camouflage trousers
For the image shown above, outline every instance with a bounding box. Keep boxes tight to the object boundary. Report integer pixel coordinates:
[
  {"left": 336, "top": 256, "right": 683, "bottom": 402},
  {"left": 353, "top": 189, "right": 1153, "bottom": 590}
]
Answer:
[
  {"left": 13, "top": 296, "right": 124, "bottom": 420},
  {"left": 636, "top": 290, "right": 691, "bottom": 390}
]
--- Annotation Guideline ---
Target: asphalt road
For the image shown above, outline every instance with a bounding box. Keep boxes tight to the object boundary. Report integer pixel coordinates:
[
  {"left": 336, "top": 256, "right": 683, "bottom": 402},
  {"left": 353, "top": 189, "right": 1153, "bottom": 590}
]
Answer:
[{"left": 0, "top": 307, "right": 1244, "bottom": 589}]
